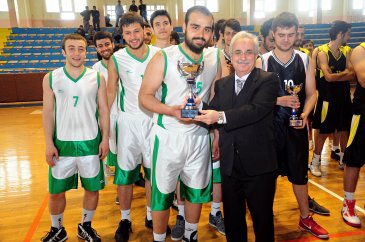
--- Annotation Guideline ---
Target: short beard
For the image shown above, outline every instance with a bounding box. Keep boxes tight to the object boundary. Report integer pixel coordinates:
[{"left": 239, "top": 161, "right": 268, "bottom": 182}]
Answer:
[
  {"left": 185, "top": 37, "right": 206, "bottom": 54},
  {"left": 127, "top": 40, "right": 144, "bottom": 50}
]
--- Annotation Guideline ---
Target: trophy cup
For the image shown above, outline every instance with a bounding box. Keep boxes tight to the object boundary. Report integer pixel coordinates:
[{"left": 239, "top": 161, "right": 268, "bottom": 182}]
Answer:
[
  {"left": 285, "top": 83, "right": 303, "bottom": 127},
  {"left": 177, "top": 61, "right": 204, "bottom": 118}
]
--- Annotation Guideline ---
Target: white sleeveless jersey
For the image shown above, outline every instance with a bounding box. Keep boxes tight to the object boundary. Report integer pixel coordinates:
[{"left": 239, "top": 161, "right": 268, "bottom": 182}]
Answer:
[
  {"left": 112, "top": 45, "right": 160, "bottom": 116},
  {"left": 154, "top": 45, "right": 220, "bottom": 135},
  {"left": 51, "top": 66, "right": 100, "bottom": 143},
  {"left": 92, "top": 60, "right": 108, "bottom": 81}
]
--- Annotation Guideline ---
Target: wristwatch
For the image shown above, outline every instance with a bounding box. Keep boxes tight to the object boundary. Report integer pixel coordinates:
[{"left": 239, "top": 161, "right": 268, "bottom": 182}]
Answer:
[{"left": 217, "top": 111, "right": 224, "bottom": 124}]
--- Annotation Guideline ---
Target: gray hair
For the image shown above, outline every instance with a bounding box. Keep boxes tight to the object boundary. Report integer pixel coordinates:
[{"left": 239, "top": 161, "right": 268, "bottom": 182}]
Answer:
[{"left": 229, "top": 31, "right": 259, "bottom": 56}]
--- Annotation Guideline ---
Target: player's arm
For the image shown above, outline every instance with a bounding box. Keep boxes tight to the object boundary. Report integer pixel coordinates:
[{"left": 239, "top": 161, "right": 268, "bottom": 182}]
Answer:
[
  {"left": 297, "top": 58, "right": 317, "bottom": 129},
  {"left": 97, "top": 74, "right": 110, "bottom": 160},
  {"left": 345, "top": 49, "right": 356, "bottom": 82},
  {"left": 311, "top": 47, "right": 319, "bottom": 76},
  {"left": 107, "top": 55, "right": 119, "bottom": 110},
  {"left": 317, "top": 51, "right": 353, "bottom": 82},
  {"left": 42, "top": 73, "right": 58, "bottom": 166},
  {"left": 210, "top": 50, "right": 227, "bottom": 99},
  {"left": 351, "top": 45, "right": 365, "bottom": 88},
  {"left": 139, "top": 51, "right": 185, "bottom": 120}
]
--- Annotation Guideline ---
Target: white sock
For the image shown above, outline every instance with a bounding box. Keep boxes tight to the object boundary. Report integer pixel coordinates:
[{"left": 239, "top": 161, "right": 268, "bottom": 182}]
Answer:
[
  {"left": 51, "top": 213, "right": 63, "bottom": 229},
  {"left": 121, "top": 209, "right": 131, "bottom": 221},
  {"left": 211, "top": 202, "right": 220, "bottom": 216},
  {"left": 332, "top": 145, "right": 340, "bottom": 152},
  {"left": 344, "top": 191, "right": 354, "bottom": 201},
  {"left": 153, "top": 232, "right": 166, "bottom": 241},
  {"left": 146, "top": 206, "right": 152, "bottom": 221},
  {"left": 312, "top": 153, "right": 321, "bottom": 166},
  {"left": 178, "top": 205, "right": 185, "bottom": 218},
  {"left": 81, "top": 209, "right": 95, "bottom": 223},
  {"left": 339, "top": 152, "right": 344, "bottom": 164},
  {"left": 184, "top": 221, "right": 198, "bottom": 240}
]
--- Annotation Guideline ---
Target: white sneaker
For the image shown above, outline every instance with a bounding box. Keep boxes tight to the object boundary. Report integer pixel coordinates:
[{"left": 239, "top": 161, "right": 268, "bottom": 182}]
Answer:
[
  {"left": 309, "top": 140, "right": 314, "bottom": 150},
  {"left": 310, "top": 164, "right": 322, "bottom": 177},
  {"left": 342, "top": 199, "right": 361, "bottom": 227}
]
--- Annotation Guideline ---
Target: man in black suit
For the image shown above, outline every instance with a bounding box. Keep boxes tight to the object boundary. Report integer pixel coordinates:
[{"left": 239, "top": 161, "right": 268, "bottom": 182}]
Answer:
[{"left": 195, "top": 31, "right": 278, "bottom": 242}]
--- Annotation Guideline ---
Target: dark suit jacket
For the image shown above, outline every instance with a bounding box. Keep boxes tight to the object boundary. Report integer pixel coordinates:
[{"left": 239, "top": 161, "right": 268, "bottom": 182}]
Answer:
[{"left": 207, "top": 67, "right": 279, "bottom": 177}]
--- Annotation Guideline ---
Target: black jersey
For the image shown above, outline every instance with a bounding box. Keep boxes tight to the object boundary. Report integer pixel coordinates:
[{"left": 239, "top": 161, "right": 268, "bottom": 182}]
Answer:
[
  {"left": 261, "top": 50, "right": 309, "bottom": 122},
  {"left": 352, "top": 43, "right": 365, "bottom": 114},
  {"left": 319, "top": 44, "right": 351, "bottom": 102}
]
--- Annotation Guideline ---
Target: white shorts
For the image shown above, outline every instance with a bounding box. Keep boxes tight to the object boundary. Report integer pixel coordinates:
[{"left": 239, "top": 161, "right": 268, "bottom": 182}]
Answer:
[
  {"left": 114, "top": 112, "right": 152, "bottom": 185},
  {"left": 151, "top": 125, "right": 212, "bottom": 210},
  {"left": 49, "top": 155, "right": 105, "bottom": 194}
]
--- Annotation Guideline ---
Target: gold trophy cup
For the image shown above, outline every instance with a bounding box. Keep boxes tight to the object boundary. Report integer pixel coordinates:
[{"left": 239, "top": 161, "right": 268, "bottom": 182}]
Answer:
[
  {"left": 285, "top": 83, "right": 303, "bottom": 127},
  {"left": 177, "top": 61, "right": 204, "bottom": 118}
]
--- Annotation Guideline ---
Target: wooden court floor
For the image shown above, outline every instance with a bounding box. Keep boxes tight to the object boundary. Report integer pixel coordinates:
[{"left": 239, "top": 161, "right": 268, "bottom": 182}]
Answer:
[{"left": 1, "top": 106, "right": 365, "bottom": 242}]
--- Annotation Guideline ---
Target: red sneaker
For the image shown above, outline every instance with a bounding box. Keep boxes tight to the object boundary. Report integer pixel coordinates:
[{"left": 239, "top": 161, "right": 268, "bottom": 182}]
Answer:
[{"left": 299, "top": 215, "right": 329, "bottom": 239}]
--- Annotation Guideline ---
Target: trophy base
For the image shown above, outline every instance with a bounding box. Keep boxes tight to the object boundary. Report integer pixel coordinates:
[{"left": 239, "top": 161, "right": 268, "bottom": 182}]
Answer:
[
  {"left": 181, "top": 109, "right": 198, "bottom": 118},
  {"left": 289, "top": 119, "right": 303, "bottom": 127}
]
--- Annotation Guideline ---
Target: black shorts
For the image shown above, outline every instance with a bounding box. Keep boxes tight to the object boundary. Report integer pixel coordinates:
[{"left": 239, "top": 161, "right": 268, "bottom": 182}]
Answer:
[
  {"left": 343, "top": 115, "right": 365, "bottom": 168},
  {"left": 317, "top": 96, "right": 352, "bottom": 134},
  {"left": 275, "top": 121, "right": 309, "bottom": 185},
  {"left": 312, "top": 90, "right": 322, "bottom": 129}
]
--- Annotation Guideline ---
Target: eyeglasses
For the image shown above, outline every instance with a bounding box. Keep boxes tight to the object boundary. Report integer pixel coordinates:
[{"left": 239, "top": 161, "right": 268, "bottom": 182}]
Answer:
[{"left": 232, "top": 49, "right": 256, "bottom": 56}]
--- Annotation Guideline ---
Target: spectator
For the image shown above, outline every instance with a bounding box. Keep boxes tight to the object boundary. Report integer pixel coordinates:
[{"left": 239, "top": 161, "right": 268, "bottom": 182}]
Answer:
[
  {"left": 75, "top": 25, "right": 86, "bottom": 39},
  {"left": 88, "top": 25, "right": 96, "bottom": 45},
  {"left": 170, "top": 31, "right": 180, "bottom": 45},
  {"left": 139, "top": 0, "right": 148, "bottom": 23},
  {"left": 105, "top": 14, "right": 113, "bottom": 27},
  {"left": 143, "top": 22, "right": 152, "bottom": 44},
  {"left": 91, "top": 6, "right": 100, "bottom": 31},
  {"left": 115, "top": 0, "right": 124, "bottom": 27},
  {"left": 129, "top": 0, "right": 138, "bottom": 12},
  {"left": 112, "top": 26, "right": 123, "bottom": 44},
  {"left": 80, "top": 6, "right": 91, "bottom": 32}
]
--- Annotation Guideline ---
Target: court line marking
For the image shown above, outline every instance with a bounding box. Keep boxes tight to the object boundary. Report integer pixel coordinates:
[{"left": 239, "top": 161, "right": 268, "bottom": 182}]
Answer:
[
  {"left": 308, "top": 179, "right": 365, "bottom": 215},
  {"left": 24, "top": 193, "right": 49, "bottom": 242}
]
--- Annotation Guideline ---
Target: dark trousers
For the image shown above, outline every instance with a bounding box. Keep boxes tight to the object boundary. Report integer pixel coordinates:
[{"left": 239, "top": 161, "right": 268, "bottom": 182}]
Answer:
[{"left": 222, "top": 154, "right": 276, "bottom": 242}]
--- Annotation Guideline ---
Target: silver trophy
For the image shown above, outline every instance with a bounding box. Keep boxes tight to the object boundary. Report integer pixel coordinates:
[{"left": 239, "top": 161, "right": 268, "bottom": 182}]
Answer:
[
  {"left": 177, "top": 61, "right": 204, "bottom": 118},
  {"left": 285, "top": 83, "right": 303, "bottom": 127}
]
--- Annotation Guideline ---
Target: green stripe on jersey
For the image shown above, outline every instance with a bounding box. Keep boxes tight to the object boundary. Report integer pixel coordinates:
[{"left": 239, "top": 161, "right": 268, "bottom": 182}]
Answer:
[
  {"left": 157, "top": 82, "right": 167, "bottom": 128},
  {"left": 162, "top": 50, "right": 167, "bottom": 78},
  {"left": 178, "top": 44, "right": 203, "bottom": 64},
  {"left": 63, "top": 66, "right": 87, "bottom": 83}
]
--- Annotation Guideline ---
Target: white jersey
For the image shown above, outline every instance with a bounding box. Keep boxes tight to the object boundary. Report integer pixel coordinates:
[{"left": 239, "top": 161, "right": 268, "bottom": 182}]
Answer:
[
  {"left": 112, "top": 45, "right": 160, "bottom": 117},
  {"left": 92, "top": 60, "right": 108, "bottom": 80},
  {"left": 154, "top": 45, "right": 220, "bottom": 135},
  {"left": 51, "top": 66, "right": 100, "bottom": 147}
]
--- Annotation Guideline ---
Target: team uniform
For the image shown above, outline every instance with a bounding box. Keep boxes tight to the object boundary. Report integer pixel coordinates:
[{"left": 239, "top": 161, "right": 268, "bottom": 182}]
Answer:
[
  {"left": 48, "top": 66, "right": 105, "bottom": 194},
  {"left": 92, "top": 60, "right": 119, "bottom": 167},
  {"left": 313, "top": 44, "right": 352, "bottom": 133},
  {"left": 111, "top": 45, "right": 160, "bottom": 185},
  {"left": 261, "top": 50, "right": 309, "bottom": 185},
  {"left": 343, "top": 43, "right": 365, "bottom": 167},
  {"left": 151, "top": 45, "right": 220, "bottom": 210}
]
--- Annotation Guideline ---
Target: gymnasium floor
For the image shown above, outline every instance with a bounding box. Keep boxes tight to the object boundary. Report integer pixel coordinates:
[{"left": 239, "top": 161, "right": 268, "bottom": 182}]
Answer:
[{"left": 1, "top": 106, "right": 365, "bottom": 242}]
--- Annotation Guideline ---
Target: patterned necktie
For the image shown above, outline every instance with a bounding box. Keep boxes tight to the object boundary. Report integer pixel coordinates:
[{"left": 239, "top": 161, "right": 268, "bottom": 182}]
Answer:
[{"left": 236, "top": 78, "right": 245, "bottom": 95}]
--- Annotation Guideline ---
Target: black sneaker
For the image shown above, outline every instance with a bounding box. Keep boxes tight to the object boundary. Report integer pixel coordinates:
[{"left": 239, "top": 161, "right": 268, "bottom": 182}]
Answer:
[
  {"left": 115, "top": 219, "right": 132, "bottom": 242},
  {"left": 182, "top": 230, "right": 197, "bottom": 242},
  {"left": 41, "top": 226, "right": 68, "bottom": 242},
  {"left": 331, "top": 149, "right": 340, "bottom": 161},
  {"left": 134, "top": 173, "right": 145, "bottom": 187},
  {"left": 309, "top": 196, "right": 330, "bottom": 215},
  {"left": 145, "top": 216, "right": 171, "bottom": 235},
  {"left": 77, "top": 222, "right": 101, "bottom": 242}
]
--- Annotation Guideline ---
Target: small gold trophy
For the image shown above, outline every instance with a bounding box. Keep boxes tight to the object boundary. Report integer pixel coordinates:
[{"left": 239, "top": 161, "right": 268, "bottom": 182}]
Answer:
[
  {"left": 177, "top": 61, "right": 204, "bottom": 118},
  {"left": 285, "top": 83, "right": 303, "bottom": 127}
]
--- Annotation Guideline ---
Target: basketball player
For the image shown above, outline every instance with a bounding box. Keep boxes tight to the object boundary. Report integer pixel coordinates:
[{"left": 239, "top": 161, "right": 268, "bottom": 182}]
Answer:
[
  {"left": 150, "top": 9, "right": 173, "bottom": 48},
  {"left": 139, "top": 6, "right": 225, "bottom": 242},
  {"left": 341, "top": 42, "right": 365, "bottom": 228},
  {"left": 258, "top": 18, "right": 275, "bottom": 55},
  {"left": 309, "top": 21, "right": 354, "bottom": 176},
  {"left": 107, "top": 12, "right": 160, "bottom": 242},
  {"left": 257, "top": 12, "right": 329, "bottom": 239},
  {"left": 41, "top": 33, "right": 109, "bottom": 242},
  {"left": 221, "top": 18, "right": 241, "bottom": 74}
]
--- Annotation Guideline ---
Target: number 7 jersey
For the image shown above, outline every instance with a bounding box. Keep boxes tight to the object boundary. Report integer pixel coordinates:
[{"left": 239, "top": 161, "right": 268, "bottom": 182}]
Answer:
[{"left": 50, "top": 66, "right": 101, "bottom": 156}]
